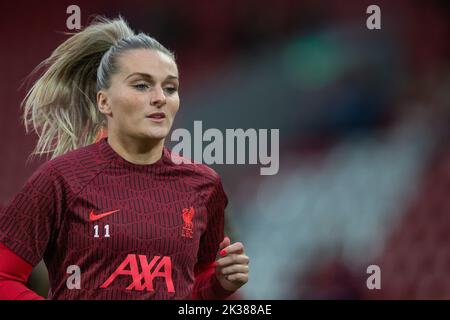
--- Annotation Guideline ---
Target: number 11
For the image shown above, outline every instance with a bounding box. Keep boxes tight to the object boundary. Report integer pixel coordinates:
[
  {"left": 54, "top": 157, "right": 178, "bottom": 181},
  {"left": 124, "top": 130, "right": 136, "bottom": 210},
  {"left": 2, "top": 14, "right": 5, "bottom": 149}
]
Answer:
[{"left": 94, "top": 224, "right": 110, "bottom": 238}]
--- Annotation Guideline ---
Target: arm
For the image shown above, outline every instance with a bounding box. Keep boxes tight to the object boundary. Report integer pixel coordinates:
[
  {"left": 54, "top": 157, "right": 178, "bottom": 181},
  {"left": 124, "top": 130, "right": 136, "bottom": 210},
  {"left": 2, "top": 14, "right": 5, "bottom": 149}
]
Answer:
[
  {"left": 191, "top": 173, "right": 249, "bottom": 299},
  {"left": 0, "top": 163, "right": 66, "bottom": 300},
  {"left": 0, "top": 243, "right": 44, "bottom": 300},
  {"left": 192, "top": 174, "right": 235, "bottom": 300}
]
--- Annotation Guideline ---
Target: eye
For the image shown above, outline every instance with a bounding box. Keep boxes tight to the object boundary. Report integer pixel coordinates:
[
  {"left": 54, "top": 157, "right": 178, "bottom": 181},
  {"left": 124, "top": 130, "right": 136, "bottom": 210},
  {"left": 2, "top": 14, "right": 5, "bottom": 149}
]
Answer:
[
  {"left": 133, "top": 83, "right": 149, "bottom": 91},
  {"left": 164, "top": 87, "right": 178, "bottom": 94}
]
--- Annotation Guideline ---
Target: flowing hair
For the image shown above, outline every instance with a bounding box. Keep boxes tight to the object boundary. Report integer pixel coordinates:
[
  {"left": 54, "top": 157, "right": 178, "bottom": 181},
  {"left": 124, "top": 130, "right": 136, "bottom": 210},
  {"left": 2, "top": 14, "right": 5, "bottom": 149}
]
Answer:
[{"left": 22, "top": 15, "right": 175, "bottom": 158}]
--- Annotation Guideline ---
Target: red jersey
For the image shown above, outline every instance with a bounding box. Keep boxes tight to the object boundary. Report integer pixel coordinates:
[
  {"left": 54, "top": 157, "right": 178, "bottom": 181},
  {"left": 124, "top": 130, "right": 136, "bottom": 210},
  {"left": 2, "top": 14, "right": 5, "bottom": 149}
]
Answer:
[{"left": 0, "top": 138, "right": 231, "bottom": 299}]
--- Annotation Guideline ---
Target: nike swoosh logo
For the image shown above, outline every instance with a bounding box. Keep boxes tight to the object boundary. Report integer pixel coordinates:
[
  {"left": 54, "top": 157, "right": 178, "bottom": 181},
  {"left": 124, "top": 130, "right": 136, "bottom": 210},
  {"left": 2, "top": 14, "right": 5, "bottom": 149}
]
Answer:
[{"left": 89, "top": 209, "right": 120, "bottom": 221}]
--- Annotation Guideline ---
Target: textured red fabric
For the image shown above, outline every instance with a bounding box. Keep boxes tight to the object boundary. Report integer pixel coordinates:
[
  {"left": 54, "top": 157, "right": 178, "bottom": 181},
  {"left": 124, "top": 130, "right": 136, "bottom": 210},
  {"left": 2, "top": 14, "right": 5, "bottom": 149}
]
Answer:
[
  {"left": 0, "top": 138, "right": 233, "bottom": 299},
  {"left": 0, "top": 243, "right": 44, "bottom": 300}
]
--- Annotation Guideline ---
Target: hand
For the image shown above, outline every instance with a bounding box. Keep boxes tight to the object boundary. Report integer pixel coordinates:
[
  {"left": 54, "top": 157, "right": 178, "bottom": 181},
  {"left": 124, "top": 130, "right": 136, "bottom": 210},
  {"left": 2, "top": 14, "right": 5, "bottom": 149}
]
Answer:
[{"left": 214, "top": 236, "right": 250, "bottom": 292}]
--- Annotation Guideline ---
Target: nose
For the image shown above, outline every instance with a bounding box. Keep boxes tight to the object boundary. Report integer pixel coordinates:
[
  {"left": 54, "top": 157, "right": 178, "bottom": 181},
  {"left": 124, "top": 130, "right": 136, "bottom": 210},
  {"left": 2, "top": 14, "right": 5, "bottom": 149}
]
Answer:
[{"left": 150, "top": 86, "right": 166, "bottom": 108}]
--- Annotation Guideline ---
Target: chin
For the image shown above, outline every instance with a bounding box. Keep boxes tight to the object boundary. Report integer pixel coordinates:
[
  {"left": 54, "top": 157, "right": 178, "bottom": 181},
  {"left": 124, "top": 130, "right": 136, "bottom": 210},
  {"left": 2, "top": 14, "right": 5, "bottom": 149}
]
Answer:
[{"left": 142, "top": 128, "right": 169, "bottom": 140}]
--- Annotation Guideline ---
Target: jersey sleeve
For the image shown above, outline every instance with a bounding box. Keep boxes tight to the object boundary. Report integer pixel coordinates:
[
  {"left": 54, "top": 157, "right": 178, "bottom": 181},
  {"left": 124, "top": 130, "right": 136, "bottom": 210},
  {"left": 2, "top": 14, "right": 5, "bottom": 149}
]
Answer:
[
  {"left": 0, "top": 243, "right": 44, "bottom": 300},
  {"left": 197, "top": 174, "right": 228, "bottom": 266},
  {"left": 193, "top": 173, "right": 235, "bottom": 299},
  {"left": 0, "top": 163, "right": 67, "bottom": 267}
]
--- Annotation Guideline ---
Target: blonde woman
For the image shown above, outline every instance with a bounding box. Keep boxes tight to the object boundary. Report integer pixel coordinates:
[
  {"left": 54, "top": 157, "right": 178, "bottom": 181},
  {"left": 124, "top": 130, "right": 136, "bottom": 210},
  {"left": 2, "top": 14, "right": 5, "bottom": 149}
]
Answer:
[{"left": 0, "top": 16, "right": 249, "bottom": 300}]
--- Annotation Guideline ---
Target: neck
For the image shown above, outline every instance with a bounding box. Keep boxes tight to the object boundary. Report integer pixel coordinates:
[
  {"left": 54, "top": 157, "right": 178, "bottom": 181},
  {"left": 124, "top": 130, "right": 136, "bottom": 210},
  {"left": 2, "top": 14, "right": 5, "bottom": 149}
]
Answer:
[{"left": 107, "top": 133, "right": 165, "bottom": 165}]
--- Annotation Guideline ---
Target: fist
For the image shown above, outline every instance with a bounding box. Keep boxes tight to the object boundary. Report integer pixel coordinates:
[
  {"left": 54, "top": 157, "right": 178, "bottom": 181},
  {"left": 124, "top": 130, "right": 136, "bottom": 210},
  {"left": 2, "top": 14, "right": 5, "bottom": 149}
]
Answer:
[{"left": 214, "top": 236, "right": 250, "bottom": 292}]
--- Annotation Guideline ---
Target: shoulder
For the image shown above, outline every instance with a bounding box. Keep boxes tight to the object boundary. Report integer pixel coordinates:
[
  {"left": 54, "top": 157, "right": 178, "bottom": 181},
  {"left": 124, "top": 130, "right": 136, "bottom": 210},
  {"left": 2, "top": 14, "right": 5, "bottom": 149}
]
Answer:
[
  {"left": 166, "top": 148, "right": 222, "bottom": 185},
  {"left": 166, "top": 148, "right": 228, "bottom": 206},
  {"left": 32, "top": 141, "right": 108, "bottom": 187},
  {"left": 47, "top": 141, "right": 104, "bottom": 170}
]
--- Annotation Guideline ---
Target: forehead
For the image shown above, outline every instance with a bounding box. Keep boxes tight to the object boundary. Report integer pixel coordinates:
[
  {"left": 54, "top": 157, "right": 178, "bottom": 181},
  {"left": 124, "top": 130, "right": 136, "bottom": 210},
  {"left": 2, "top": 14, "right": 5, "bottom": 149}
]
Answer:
[{"left": 115, "top": 49, "right": 178, "bottom": 79}]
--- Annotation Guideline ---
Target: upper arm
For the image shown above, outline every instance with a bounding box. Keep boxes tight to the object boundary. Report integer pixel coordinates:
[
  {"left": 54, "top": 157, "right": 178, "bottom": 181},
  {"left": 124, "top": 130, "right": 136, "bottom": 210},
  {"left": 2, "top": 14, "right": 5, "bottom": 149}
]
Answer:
[
  {"left": 0, "top": 242, "right": 33, "bottom": 282},
  {"left": 0, "top": 242, "right": 44, "bottom": 300},
  {"left": 0, "top": 164, "right": 67, "bottom": 267},
  {"left": 195, "top": 173, "right": 228, "bottom": 270}
]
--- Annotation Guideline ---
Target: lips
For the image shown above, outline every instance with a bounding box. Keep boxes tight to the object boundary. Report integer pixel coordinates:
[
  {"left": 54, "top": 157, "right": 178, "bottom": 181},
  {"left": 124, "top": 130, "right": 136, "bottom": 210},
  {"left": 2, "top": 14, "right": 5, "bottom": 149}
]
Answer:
[{"left": 147, "top": 112, "right": 166, "bottom": 119}]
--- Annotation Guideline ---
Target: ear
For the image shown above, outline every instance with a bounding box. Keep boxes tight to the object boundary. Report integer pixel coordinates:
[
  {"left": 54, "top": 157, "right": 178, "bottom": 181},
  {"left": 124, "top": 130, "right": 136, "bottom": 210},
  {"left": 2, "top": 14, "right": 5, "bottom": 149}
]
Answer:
[{"left": 97, "top": 90, "right": 112, "bottom": 116}]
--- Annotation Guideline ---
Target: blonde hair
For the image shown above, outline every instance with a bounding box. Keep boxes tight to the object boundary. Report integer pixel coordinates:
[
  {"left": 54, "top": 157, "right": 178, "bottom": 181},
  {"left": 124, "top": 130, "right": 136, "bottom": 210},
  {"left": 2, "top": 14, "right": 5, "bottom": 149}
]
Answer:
[{"left": 22, "top": 15, "right": 175, "bottom": 158}]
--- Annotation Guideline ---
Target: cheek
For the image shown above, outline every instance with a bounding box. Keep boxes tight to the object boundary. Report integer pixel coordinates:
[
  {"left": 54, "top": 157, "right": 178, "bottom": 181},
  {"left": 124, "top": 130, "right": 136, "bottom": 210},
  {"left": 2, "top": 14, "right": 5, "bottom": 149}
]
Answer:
[
  {"left": 112, "top": 92, "right": 146, "bottom": 119},
  {"left": 167, "top": 97, "right": 180, "bottom": 119}
]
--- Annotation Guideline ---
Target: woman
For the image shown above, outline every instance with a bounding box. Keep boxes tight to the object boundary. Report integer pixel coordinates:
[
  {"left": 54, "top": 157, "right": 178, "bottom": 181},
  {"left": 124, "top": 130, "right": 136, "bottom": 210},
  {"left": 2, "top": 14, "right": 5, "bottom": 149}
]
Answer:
[{"left": 0, "top": 16, "right": 249, "bottom": 300}]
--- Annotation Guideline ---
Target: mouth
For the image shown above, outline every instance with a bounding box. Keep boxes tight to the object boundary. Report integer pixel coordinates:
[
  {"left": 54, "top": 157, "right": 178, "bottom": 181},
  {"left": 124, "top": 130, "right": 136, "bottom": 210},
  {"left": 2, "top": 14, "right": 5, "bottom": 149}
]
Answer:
[{"left": 146, "top": 112, "right": 166, "bottom": 122}]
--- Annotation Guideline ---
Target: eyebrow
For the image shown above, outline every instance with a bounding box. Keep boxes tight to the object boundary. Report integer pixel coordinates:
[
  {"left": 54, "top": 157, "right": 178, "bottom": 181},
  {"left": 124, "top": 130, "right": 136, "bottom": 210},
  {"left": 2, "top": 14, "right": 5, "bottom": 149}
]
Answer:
[{"left": 125, "top": 72, "right": 179, "bottom": 81}]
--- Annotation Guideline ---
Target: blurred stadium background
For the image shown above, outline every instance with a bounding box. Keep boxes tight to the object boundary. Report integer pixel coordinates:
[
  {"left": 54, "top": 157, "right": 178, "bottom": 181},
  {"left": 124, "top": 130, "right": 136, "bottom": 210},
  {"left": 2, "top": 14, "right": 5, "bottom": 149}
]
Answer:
[{"left": 1, "top": 0, "right": 450, "bottom": 299}]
